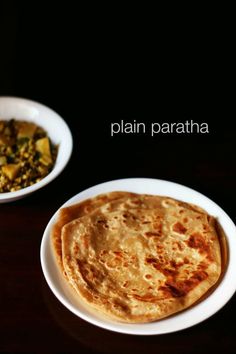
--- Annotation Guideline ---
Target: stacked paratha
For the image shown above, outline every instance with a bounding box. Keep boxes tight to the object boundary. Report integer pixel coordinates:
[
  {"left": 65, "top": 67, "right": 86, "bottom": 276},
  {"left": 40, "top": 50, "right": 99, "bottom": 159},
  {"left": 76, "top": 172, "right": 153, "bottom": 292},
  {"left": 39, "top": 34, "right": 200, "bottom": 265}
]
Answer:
[{"left": 51, "top": 192, "right": 223, "bottom": 323}]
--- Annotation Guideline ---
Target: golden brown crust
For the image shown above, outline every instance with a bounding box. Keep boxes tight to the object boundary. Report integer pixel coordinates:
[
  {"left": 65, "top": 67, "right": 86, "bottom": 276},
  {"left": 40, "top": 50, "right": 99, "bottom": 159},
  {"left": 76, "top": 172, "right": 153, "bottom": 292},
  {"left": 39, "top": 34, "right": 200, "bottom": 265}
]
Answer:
[
  {"left": 53, "top": 192, "right": 223, "bottom": 323},
  {"left": 51, "top": 191, "right": 136, "bottom": 273}
]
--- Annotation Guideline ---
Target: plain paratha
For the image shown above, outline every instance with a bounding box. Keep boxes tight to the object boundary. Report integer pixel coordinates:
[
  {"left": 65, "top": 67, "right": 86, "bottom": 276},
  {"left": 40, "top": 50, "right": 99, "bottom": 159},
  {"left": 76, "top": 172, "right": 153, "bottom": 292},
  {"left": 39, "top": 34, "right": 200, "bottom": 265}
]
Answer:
[{"left": 52, "top": 192, "right": 223, "bottom": 323}]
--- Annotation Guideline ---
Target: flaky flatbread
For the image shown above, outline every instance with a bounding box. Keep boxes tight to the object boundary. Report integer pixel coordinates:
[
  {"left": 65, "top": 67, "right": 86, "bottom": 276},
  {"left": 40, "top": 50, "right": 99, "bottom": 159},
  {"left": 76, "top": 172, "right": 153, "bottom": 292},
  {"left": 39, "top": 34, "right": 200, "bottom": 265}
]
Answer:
[{"left": 53, "top": 193, "right": 222, "bottom": 323}]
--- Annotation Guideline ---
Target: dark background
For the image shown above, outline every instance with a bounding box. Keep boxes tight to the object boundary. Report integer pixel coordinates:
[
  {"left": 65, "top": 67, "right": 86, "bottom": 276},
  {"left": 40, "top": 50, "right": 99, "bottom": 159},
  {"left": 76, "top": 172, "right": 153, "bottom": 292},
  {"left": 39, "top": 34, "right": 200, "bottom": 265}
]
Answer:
[{"left": 0, "top": 4, "right": 235, "bottom": 354}]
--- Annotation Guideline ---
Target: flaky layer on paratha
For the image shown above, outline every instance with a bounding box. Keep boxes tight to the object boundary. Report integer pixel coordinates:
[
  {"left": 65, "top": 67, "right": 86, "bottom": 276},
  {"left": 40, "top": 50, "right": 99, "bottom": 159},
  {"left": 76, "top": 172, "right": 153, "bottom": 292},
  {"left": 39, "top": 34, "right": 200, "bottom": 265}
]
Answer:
[
  {"left": 53, "top": 192, "right": 223, "bottom": 323},
  {"left": 51, "top": 192, "right": 136, "bottom": 274}
]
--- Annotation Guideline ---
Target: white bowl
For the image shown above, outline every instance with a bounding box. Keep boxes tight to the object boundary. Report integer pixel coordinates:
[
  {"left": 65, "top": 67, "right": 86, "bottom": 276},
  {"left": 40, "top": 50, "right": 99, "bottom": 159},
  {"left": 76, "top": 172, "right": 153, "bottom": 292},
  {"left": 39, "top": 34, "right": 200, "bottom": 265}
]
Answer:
[
  {"left": 0, "top": 96, "right": 73, "bottom": 203},
  {"left": 40, "top": 178, "right": 236, "bottom": 335}
]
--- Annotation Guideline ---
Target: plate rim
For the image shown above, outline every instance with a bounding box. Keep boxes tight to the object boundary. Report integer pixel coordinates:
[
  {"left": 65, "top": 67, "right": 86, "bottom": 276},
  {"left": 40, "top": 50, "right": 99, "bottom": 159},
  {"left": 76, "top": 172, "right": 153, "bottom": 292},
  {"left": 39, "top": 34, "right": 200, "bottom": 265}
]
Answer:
[{"left": 40, "top": 177, "right": 236, "bottom": 335}]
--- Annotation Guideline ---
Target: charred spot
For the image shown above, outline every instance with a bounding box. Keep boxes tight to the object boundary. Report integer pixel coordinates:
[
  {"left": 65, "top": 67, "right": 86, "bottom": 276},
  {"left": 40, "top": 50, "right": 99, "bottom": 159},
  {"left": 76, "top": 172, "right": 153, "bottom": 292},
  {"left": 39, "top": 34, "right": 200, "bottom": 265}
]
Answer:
[
  {"left": 96, "top": 218, "right": 108, "bottom": 228},
  {"left": 171, "top": 259, "right": 184, "bottom": 268},
  {"left": 197, "top": 261, "right": 208, "bottom": 270},
  {"left": 145, "top": 257, "right": 157, "bottom": 264},
  {"left": 131, "top": 199, "right": 141, "bottom": 205},
  {"left": 150, "top": 261, "right": 178, "bottom": 276},
  {"left": 97, "top": 218, "right": 106, "bottom": 224},
  {"left": 73, "top": 244, "right": 80, "bottom": 253},
  {"left": 203, "top": 224, "right": 209, "bottom": 232},
  {"left": 145, "top": 231, "right": 161, "bottom": 237},
  {"left": 113, "top": 251, "right": 123, "bottom": 257},
  {"left": 161, "top": 282, "right": 186, "bottom": 297},
  {"left": 183, "top": 217, "right": 188, "bottom": 223},
  {"left": 100, "top": 250, "right": 108, "bottom": 256},
  {"left": 158, "top": 254, "right": 165, "bottom": 261},
  {"left": 161, "top": 269, "right": 209, "bottom": 298},
  {"left": 173, "top": 222, "right": 187, "bottom": 234},
  {"left": 184, "top": 257, "right": 190, "bottom": 264},
  {"left": 144, "top": 274, "right": 152, "bottom": 279},
  {"left": 191, "top": 270, "right": 208, "bottom": 282},
  {"left": 188, "top": 232, "right": 206, "bottom": 249},
  {"left": 176, "top": 242, "right": 184, "bottom": 251},
  {"left": 170, "top": 260, "right": 177, "bottom": 268},
  {"left": 122, "top": 281, "right": 129, "bottom": 287},
  {"left": 131, "top": 215, "right": 137, "bottom": 221},
  {"left": 161, "top": 267, "right": 177, "bottom": 276},
  {"left": 112, "top": 299, "right": 129, "bottom": 312}
]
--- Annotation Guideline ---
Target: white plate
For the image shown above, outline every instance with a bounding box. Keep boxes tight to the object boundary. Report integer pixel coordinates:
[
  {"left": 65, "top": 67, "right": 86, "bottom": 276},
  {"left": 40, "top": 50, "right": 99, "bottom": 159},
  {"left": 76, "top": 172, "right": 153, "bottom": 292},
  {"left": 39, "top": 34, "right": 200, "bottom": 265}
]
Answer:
[
  {"left": 0, "top": 97, "right": 73, "bottom": 202},
  {"left": 40, "top": 178, "right": 236, "bottom": 335}
]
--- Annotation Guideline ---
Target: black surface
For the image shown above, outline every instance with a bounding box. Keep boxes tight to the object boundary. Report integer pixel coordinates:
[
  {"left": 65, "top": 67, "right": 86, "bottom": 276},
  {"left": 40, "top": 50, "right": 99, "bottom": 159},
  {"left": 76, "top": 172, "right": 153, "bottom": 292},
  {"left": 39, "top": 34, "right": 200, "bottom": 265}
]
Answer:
[{"left": 0, "top": 5, "right": 235, "bottom": 354}]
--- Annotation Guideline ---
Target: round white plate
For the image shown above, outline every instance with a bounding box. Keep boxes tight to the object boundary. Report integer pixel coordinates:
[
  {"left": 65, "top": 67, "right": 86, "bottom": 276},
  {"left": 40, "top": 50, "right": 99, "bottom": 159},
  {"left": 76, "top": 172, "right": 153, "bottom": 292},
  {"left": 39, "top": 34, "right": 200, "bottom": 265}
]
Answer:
[
  {"left": 40, "top": 178, "right": 236, "bottom": 335},
  {"left": 0, "top": 96, "right": 73, "bottom": 203}
]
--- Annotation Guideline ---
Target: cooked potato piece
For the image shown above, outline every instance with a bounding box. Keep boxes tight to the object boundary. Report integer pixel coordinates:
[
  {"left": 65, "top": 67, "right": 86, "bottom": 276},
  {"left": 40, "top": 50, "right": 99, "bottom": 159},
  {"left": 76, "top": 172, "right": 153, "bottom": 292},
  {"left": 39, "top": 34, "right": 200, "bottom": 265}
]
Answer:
[
  {"left": 2, "top": 163, "right": 21, "bottom": 180},
  {"left": 0, "top": 156, "right": 7, "bottom": 166},
  {"left": 36, "top": 137, "right": 52, "bottom": 163},
  {"left": 40, "top": 154, "right": 53, "bottom": 166},
  {"left": 17, "top": 122, "right": 37, "bottom": 139}
]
